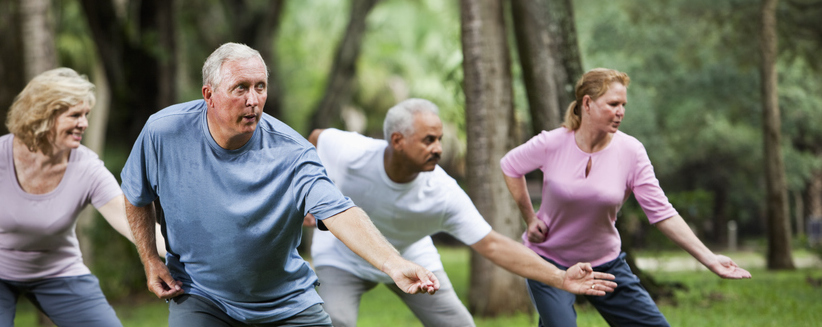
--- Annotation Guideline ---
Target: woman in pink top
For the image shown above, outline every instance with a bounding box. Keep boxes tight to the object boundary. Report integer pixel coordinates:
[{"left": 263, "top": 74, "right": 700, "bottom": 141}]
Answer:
[
  {"left": 501, "top": 68, "right": 751, "bottom": 327},
  {"left": 0, "top": 68, "right": 162, "bottom": 326}
]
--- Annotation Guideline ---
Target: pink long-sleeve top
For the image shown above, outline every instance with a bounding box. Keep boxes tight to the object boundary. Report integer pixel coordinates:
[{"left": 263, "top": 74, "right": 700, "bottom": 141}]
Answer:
[{"left": 500, "top": 128, "right": 677, "bottom": 267}]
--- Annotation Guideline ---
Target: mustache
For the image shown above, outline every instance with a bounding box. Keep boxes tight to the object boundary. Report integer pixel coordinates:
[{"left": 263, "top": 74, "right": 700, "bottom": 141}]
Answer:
[{"left": 427, "top": 153, "right": 441, "bottom": 162}]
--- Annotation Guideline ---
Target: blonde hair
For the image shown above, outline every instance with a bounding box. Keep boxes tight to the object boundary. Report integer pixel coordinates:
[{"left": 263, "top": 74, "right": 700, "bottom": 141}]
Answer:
[
  {"left": 561, "top": 68, "right": 630, "bottom": 131},
  {"left": 6, "top": 67, "right": 96, "bottom": 154}
]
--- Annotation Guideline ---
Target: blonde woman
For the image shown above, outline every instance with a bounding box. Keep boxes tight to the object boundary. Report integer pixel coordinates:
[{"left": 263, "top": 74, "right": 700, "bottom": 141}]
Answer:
[
  {"left": 501, "top": 68, "right": 751, "bottom": 327},
  {"left": 0, "top": 68, "right": 162, "bottom": 326}
]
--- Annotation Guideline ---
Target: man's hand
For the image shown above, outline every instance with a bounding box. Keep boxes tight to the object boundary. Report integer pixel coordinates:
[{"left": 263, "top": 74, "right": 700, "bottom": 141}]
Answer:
[
  {"left": 561, "top": 262, "right": 617, "bottom": 296},
  {"left": 145, "top": 258, "right": 183, "bottom": 299},
  {"left": 382, "top": 256, "right": 440, "bottom": 295}
]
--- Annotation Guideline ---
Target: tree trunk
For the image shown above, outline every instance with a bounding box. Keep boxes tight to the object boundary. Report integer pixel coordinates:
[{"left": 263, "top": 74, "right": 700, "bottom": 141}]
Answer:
[
  {"left": 308, "top": 0, "right": 380, "bottom": 131},
  {"left": 461, "top": 0, "right": 532, "bottom": 316},
  {"left": 80, "top": 0, "right": 177, "bottom": 147},
  {"left": 20, "top": 0, "right": 57, "bottom": 81},
  {"left": 712, "top": 186, "right": 729, "bottom": 246},
  {"left": 760, "top": 0, "right": 795, "bottom": 270},
  {"left": 805, "top": 163, "right": 822, "bottom": 244},
  {"left": 793, "top": 189, "right": 803, "bottom": 238},
  {"left": 510, "top": 0, "right": 562, "bottom": 135},
  {"left": 547, "top": 0, "right": 583, "bottom": 109},
  {"left": 0, "top": 0, "right": 25, "bottom": 135},
  {"left": 220, "top": 0, "right": 286, "bottom": 118}
]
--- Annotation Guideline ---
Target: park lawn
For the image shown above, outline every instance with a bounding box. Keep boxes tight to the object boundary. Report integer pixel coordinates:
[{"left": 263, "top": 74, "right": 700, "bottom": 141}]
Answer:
[{"left": 13, "top": 247, "right": 822, "bottom": 326}]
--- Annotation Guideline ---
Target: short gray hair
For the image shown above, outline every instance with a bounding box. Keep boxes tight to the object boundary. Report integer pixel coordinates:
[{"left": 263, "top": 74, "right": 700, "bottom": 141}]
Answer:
[
  {"left": 383, "top": 98, "right": 439, "bottom": 139},
  {"left": 202, "top": 42, "right": 269, "bottom": 89}
]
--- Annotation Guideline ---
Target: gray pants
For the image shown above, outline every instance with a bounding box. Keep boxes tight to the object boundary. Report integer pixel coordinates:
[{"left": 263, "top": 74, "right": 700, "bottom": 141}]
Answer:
[
  {"left": 0, "top": 274, "right": 123, "bottom": 327},
  {"left": 315, "top": 266, "right": 475, "bottom": 327},
  {"left": 168, "top": 294, "right": 332, "bottom": 327}
]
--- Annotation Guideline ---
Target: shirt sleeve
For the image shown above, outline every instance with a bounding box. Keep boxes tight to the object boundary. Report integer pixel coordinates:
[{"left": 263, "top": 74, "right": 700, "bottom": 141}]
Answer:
[
  {"left": 120, "top": 125, "right": 159, "bottom": 207},
  {"left": 87, "top": 159, "right": 123, "bottom": 208},
  {"left": 440, "top": 178, "right": 493, "bottom": 246},
  {"left": 291, "top": 146, "right": 355, "bottom": 221},
  {"left": 316, "top": 128, "right": 373, "bottom": 171},
  {"left": 500, "top": 130, "right": 551, "bottom": 178},
  {"left": 630, "top": 143, "right": 678, "bottom": 224}
]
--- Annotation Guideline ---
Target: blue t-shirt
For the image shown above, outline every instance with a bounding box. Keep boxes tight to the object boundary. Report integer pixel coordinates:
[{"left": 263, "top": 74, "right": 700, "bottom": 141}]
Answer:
[{"left": 121, "top": 99, "right": 354, "bottom": 323}]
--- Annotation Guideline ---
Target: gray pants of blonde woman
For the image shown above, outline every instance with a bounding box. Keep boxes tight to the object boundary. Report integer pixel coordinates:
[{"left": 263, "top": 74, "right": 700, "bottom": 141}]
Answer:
[
  {"left": 315, "top": 266, "right": 475, "bottom": 327},
  {"left": 0, "top": 274, "right": 123, "bottom": 327}
]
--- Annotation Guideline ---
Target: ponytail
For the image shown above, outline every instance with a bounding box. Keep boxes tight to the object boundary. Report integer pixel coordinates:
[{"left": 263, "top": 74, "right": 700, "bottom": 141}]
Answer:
[{"left": 561, "top": 100, "right": 581, "bottom": 131}]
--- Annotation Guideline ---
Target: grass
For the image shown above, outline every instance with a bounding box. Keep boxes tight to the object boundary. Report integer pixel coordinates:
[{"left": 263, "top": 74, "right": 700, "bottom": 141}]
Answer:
[{"left": 12, "top": 247, "right": 822, "bottom": 326}]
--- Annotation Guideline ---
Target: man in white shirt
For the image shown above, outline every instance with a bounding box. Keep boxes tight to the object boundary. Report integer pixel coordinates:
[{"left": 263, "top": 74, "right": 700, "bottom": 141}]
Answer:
[{"left": 305, "top": 98, "right": 617, "bottom": 327}]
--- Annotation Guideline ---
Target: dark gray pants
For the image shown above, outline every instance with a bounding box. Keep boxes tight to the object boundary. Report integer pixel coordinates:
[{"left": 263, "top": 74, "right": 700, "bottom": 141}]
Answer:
[
  {"left": 168, "top": 294, "right": 332, "bottom": 327},
  {"left": 0, "top": 274, "right": 123, "bottom": 327},
  {"left": 527, "top": 252, "right": 670, "bottom": 327},
  {"left": 315, "top": 266, "right": 475, "bottom": 327}
]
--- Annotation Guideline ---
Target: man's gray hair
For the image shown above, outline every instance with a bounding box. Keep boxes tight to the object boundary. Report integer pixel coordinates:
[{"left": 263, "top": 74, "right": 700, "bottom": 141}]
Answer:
[
  {"left": 383, "top": 98, "right": 440, "bottom": 139},
  {"left": 202, "top": 42, "right": 269, "bottom": 89}
]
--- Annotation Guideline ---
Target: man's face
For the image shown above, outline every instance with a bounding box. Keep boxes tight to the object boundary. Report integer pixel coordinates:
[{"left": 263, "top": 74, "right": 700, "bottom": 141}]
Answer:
[
  {"left": 203, "top": 57, "right": 267, "bottom": 144},
  {"left": 396, "top": 111, "right": 443, "bottom": 172}
]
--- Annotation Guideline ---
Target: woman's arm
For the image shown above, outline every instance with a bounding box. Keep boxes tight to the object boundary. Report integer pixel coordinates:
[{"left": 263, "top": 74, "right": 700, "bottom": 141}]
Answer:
[
  {"left": 97, "top": 194, "right": 167, "bottom": 257},
  {"left": 503, "top": 174, "right": 547, "bottom": 243},
  {"left": 655, "top": 214, "right": 751, "bottom": 279}
]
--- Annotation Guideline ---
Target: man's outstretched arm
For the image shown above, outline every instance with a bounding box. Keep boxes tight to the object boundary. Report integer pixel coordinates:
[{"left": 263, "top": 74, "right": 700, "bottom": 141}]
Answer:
[
  {"left": 471, "top": 230, "right": 617, "bottom": 295},
  {"left": 322, "top": 207, "right": 439, "bottom": 294}
]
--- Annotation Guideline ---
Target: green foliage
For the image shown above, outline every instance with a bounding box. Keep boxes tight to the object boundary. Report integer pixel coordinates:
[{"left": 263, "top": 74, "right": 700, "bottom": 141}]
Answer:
[
  {"left": 667, "top": 189, "right": 715, "bottom": 237},
  {"left": 574, "top": 0, "right": 822, "bottom": 240},
  {"left": 358, "top": 0, "right": 465, "bottom": 138},
  {"left": 54, "top": 0, "right": 97, "bottom": 76},
  {"left": 276, "top": 1, "right": 349, "bottom": 132}
]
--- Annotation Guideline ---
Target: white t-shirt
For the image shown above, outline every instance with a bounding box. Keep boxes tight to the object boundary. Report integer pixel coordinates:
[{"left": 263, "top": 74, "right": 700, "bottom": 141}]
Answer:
[{"left": 311, "top": 129, "right": 492, "bottom": 283}]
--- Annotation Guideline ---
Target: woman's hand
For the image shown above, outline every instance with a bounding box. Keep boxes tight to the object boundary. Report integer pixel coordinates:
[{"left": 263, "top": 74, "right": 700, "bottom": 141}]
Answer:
[
  {"left": 526, "top": 219, "right": 548, "bottom": 243},
  {"left": 708, "top": 254, "right": 752, "bottom": 279}
]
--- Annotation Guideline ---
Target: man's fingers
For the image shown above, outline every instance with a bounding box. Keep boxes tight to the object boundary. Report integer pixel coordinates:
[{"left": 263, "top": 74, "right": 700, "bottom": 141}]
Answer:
[{"left": 149, "top": 280, "right": 183, "bottom": 299}]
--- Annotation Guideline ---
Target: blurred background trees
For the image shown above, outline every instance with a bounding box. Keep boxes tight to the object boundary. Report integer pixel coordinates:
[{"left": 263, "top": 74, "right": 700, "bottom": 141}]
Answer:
[{"left": 2, "top": 0, "right": 822, "bottom": 318}]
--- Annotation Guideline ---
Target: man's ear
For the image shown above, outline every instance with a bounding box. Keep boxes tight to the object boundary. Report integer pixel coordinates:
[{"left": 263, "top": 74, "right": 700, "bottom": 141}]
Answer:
[
  {"left": 202, "top": 85, "right": 213, "bottom": 107},
  {"left": 390, "top": 132, "right": 404, "bottom": 149}
]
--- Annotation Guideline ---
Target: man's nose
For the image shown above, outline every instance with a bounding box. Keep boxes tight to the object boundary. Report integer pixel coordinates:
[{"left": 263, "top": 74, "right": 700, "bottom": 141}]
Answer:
[
  {"left": 433, "top": 139, "right": 443, "bottom": 154},
  {"left": 246, "top": 91, "right": 260, "bottom": 107}
]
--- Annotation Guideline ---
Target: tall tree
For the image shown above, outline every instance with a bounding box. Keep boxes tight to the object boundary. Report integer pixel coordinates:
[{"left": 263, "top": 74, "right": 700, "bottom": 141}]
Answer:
[
  {"left": 460, "top": 0, "right": 532, "bottom": 316},
  {"left": 79, "top": 0, "right": 177, "bottom": 146},
  {"left": 20, "top": 0, "right": 57, "bottom": 80},
  {"left": 546, "top": 0, "right": 583, "bottom": 109},
  {"left": 220, "top": 0, "right": 286, "bottom": 118},
  {"left": 0, "top": 0, "right": 25, "bottom": 135},
  {"left": 510, "top": 0, "right": 562, "bottom": 134},
  {"left": 308, "top": 0, "right": 380, "bottom": 131},
  {"left": 760, "top": 0, "right": 795, "bottom": 269}
]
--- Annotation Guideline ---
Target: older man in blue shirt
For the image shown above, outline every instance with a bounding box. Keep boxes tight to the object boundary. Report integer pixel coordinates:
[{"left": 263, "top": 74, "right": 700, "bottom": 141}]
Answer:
[{"left": 121, "top": 43, "right": 438, "bottom": 326}]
